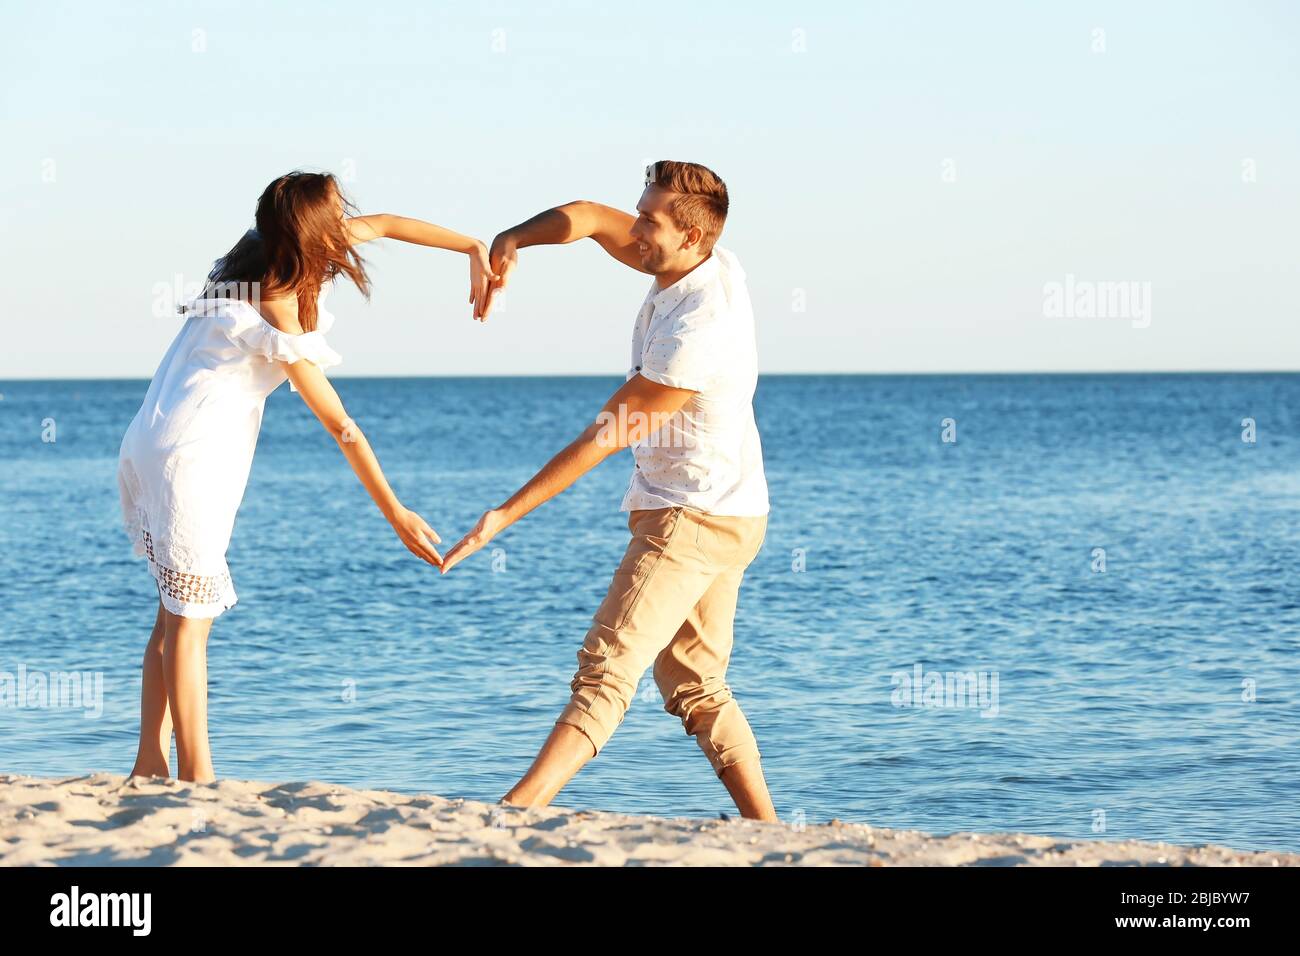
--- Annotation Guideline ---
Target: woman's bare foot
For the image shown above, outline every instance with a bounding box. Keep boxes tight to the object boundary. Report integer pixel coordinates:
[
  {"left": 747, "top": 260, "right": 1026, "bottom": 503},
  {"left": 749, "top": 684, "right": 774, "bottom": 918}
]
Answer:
[{"left": 128, "top": 761, "right": 170, "bottom": 779}]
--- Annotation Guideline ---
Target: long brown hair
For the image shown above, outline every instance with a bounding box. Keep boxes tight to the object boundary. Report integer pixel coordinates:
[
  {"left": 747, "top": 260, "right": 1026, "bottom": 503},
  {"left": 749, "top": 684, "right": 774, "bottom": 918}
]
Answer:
[{"left": 189, "top": 171, "right": 370, "bottom": 331}]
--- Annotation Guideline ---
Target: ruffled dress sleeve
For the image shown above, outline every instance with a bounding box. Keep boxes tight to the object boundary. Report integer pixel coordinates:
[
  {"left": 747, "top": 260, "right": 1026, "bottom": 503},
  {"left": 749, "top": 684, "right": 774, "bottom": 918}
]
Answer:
[
  {"left": 208, "top": 299, "right": 343, "bottom": 392},
  {"left": 227, "top": 316, "right": 343, "bottom": 371}
]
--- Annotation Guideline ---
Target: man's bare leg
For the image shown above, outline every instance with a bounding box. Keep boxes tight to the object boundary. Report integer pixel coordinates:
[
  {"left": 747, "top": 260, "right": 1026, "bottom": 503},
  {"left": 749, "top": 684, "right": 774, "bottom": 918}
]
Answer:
[
  {"left": 501, "top": 723, "right": 596, "bottom": 807},
  {"left": 719, "top": 759, "right": 778, "bottom": 821}
]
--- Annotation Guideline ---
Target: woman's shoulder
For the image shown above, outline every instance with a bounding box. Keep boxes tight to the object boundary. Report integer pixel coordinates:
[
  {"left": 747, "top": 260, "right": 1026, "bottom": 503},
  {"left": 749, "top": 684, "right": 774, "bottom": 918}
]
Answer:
[
  {"left": 255, "top": 297, "right": 305, "bottom": 336},
  {"left": 218, "top": 295, "right": 342, "bottom": 371},
  {"left": 182, "top": 283, "right": 335, "bottom": 342}
]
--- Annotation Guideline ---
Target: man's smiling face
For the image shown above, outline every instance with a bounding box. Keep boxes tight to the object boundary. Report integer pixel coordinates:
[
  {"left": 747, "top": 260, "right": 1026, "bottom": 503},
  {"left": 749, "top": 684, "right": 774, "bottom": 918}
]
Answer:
[{"left": 629, "top": 185, "right": 697, "bottom": 274}]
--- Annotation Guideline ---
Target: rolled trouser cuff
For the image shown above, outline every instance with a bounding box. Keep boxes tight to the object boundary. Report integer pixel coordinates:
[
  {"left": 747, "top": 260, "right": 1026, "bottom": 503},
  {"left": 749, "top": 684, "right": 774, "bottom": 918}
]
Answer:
[
  {"left": 703, "top": 738, "right": 762, "bottom": 778},
  {"left": 555, "top": 702, "right": 616, "bottom": 757}
]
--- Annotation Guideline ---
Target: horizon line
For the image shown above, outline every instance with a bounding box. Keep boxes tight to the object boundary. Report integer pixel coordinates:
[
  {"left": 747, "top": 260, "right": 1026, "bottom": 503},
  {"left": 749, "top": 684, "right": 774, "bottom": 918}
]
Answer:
[{"left": 2, "top": 368, "right": 1298, "bottom": 383}]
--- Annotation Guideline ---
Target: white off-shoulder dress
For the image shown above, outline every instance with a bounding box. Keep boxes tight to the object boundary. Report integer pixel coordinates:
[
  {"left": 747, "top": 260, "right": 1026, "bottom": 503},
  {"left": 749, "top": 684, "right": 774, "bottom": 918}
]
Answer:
[{"left": 117, "top": 286, "right": 342, "bottom": 618}]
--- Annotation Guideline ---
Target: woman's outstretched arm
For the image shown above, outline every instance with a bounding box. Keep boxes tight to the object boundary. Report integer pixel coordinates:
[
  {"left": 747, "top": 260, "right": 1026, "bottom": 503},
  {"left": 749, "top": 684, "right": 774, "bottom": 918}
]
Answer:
[
  {"left": 279, "top": 349, "right": 443, "bottom": 568},
  {"left": 346, "top": 214, "right": 497, "bottom": 319}
]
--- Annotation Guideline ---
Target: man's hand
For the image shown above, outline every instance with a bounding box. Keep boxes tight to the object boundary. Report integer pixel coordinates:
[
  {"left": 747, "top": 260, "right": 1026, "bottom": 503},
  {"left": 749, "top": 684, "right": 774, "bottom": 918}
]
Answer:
[
  {"left": 481, "top": 233, "right": 518, "bottom": 321},
  {"left": 440, "top": 508, "right": 508, "bottom": 573}
]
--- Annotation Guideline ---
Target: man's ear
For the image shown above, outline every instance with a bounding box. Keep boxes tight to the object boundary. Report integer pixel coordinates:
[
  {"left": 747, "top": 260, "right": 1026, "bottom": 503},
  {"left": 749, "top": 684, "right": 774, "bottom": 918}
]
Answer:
[{"left": 683, "top": 224, "right": 704, "bottom": 251}]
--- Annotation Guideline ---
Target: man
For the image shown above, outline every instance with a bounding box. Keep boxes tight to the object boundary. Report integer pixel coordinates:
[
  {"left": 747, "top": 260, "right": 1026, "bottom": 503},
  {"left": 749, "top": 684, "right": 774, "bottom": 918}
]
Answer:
[{"left": 440, "top": 161, "right": 775, "bottom": 820}]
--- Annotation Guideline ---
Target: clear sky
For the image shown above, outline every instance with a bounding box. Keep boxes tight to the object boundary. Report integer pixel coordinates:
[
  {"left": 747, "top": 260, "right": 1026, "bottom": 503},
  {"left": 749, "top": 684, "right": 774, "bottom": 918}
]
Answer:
[{"left": 1, "top": 0, "right": 1296, "bottom": 378}]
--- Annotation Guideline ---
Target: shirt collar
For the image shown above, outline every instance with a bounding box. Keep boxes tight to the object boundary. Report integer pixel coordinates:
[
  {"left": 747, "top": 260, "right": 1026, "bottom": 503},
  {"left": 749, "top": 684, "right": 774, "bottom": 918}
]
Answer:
[{"left": 648, "top": 251, "right": 721, "bottom": 315}]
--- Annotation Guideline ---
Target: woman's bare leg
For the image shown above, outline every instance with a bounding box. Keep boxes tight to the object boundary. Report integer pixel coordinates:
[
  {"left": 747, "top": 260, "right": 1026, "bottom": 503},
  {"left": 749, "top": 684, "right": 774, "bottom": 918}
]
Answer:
[
  {"left": 161, "top": 609, "right": 215, "bottom": 783},
  {"left": 129, "top": 600, "right": 172, "bottom": 777}
]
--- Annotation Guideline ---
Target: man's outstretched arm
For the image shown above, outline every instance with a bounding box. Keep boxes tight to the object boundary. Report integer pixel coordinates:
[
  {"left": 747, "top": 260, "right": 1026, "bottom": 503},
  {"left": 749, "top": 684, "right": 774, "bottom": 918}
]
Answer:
[
  {"left": 439, "top": 373, "right": 693, "bottom": 573},
  {"left": 482, "top": 200, "right": 648, "bottom": 318}
]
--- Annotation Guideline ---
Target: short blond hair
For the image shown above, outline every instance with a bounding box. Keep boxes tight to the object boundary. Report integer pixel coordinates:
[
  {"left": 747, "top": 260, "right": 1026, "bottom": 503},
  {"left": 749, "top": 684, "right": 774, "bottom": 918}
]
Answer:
[{"left": 646, "top": 160, "right": 729, "bottom": 253}]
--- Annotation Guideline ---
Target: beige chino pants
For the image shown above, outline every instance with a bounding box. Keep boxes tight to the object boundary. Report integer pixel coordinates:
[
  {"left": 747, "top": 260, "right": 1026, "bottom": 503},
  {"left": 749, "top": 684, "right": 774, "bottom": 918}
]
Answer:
[{"left": 556, "top": 506, "right": 768, "bottom": 777}]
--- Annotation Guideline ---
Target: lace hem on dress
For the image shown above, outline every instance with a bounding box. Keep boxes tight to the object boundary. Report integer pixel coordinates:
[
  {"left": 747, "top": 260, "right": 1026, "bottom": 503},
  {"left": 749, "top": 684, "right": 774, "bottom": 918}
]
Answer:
[{"left": 141, "top": 529, "right": 238, "bottom": 619}]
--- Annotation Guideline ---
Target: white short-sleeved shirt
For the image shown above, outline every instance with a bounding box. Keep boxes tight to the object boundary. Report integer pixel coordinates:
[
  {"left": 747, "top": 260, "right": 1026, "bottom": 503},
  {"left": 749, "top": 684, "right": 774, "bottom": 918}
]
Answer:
[{"left": 621, "top": 245, "right": 769, "bottom": 517}]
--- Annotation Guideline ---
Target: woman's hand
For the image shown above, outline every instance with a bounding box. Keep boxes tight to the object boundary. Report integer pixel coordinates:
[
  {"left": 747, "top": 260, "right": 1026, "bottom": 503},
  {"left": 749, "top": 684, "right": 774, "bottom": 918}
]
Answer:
[
  {"left": 469, "top": 241, "right": 497, "bottom": 321},
  {"left": 282, "top": 359, "right": 442, "bottom": 567},
  {"left": 480, "top": 233, "right": 518, "bottom": 321},
  {"left": 388, "top": 505, "right": 444, "bottom": 568}
]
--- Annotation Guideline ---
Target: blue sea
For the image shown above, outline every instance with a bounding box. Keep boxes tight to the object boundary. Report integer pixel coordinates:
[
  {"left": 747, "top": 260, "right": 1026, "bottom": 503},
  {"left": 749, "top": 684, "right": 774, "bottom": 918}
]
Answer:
[{"left": 1, "top": 374, "right": 1298, "bottom": 852}]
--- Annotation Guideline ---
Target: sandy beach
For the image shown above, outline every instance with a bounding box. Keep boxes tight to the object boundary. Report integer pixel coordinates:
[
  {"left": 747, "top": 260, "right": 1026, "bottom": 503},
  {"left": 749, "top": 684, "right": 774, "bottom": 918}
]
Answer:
[{"left": 0, "top": 772, "right": 1294, "bottom": 867}]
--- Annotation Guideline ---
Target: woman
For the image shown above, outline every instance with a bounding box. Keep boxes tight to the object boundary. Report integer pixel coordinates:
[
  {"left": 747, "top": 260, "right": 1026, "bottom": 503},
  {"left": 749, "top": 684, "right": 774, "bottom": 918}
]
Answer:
[{"left": 117, "top": 170, "right": 494, "bottom": 782}]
